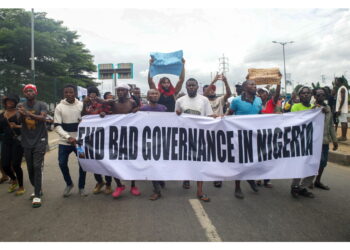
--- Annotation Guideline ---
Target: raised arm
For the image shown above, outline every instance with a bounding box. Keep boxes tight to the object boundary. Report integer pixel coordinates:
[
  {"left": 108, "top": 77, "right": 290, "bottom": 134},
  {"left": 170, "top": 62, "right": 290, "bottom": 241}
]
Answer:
[
  {"left": 273, "top": 83, "right": 281, "bottom": 104},
  {"left": 174, "top": 58, "right": 186, "bottom": 95},
  {"left": 148, "top": 58, "right": 157, "bottom": 90},
  {"left": 222, "top": 75, "right": 232, "bottom": 102}
]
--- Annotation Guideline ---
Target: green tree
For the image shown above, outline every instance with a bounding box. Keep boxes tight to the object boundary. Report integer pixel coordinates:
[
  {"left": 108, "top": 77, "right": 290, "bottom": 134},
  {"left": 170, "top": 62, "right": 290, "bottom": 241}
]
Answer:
[{"left": 0, "top": 8, "right": 97, "bottom": 105}]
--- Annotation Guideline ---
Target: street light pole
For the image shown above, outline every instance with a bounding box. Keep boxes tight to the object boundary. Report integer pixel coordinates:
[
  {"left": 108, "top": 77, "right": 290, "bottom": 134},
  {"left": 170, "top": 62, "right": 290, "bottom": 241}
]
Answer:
[
  {"left": 272, "top": 41, "right": 294, "bottom": 94},
  {"left": 31, "top": 8, "right": 35, "bottom": 85}
]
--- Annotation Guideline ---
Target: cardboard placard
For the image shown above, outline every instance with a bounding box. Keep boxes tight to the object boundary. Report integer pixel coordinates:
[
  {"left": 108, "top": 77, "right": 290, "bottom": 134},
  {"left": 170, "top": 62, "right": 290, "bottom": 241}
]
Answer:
[{"left": 247, "top": 68, "right": 282, "bottom": 85}]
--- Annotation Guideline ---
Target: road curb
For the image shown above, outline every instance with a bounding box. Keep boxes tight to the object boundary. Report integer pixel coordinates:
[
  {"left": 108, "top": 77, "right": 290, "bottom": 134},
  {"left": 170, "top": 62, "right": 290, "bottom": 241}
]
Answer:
[{"left": 329, "top": 151, "right": 350, "bottom": 166}]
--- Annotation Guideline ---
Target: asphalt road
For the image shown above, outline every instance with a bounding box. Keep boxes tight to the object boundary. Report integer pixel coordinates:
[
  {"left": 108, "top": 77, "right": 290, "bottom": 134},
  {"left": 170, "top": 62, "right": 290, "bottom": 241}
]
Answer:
[{"left": 0, "top": 148, "right": 349, "bottom": 242}]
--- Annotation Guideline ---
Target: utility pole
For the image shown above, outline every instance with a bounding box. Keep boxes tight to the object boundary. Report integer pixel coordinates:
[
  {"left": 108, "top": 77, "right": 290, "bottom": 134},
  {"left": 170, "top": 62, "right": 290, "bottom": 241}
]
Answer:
[
  {"left": 219, "top": 54, "right": 229, "bottom": 95},
  {"left": 272, "top": 41, "right": 294, "bottom": 94},
  {"left": 31, "top": 8, "right": 35, "bottom": 85},
  {"left": 321, "top": 75, "right": 326, "bottom": 84}
]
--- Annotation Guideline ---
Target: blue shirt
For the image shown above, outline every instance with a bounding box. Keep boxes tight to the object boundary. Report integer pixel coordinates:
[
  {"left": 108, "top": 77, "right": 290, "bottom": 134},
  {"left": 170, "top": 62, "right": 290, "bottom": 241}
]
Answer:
[{"left": 230, "top": 95, "right": 262, "bottom": 115}]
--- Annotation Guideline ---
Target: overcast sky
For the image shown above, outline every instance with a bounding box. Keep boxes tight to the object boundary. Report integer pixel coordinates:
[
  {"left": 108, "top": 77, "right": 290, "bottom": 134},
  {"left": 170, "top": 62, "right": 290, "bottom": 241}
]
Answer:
[{"left": 35, "top": 7, "right": 350, "bottom": 94}]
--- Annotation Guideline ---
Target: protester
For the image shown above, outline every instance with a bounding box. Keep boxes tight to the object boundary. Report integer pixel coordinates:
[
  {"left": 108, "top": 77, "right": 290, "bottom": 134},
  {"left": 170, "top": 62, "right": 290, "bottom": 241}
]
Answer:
[
  {"left": 310, "top": 88, "right": 338, "bottom": 190},
  {"left": 256, "top": 80, "right": 281, "bottom": 188},
  {"left": 54, "top": 85, "right": 89, "bottom": 197},
  {"left": 290, "top": 86, "right": 315, "bottom": 198},
  {"left": 283, "top": 91, "right": 300, "bottom": 113},
  {"left": 0, "top": 94, "right": 25, "bottom": 195},
  {"left": 103, "top": 91, "right": 114, "bottom": 100},
  {"left": 131, "top": 87, "right": 142, "bottom": 107},
  {"left": 335, "top": 78, "right": 348, "bottom": 141},
  {"left": 18, "top": 84, "right": 48, "bottom": 208},
  {"left": 110, "top": 83, "right": 141, "bottom": 198},
  {"left": 139, "top": 89, "right": 167, "bottom": 200},
  {"left": 175, "top": 78, "right": 213, "bottom": 202},
  {"left": 148, "top": 58, "right": 185, "bottom": 112},
  {"left": 226, "top": 80, "right": 260, "bottom": 199},
  {"left": 203, "top": 73, "right": 232, "bottom": 188},
  {"left": 82, "top": 86, "right": 113, "bottom": 195}
]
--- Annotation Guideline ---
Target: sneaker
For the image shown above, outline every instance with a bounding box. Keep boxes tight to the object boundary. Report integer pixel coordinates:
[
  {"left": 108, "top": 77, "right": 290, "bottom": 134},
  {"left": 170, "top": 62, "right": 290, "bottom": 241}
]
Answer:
[
  {"left": 8, "top": 183, "right": 18, "bottom": 193},
  {"left": 112, "top": 186, "right": 125, "bottom": 198},
  {"left": 79, "top": 189, "right": 88, "bottom": 197},
  {"left": 30, "top": 191, "right": 43, "bottom": 200},
  {"left": 32, "top": 197, "right": 42, "bottom": 208},
  {"left": 15, "top": 188, "right": 26, "bottom": 196},
  {"left": 63, "top": 184, "right": 74, "bottom": 197},
  {"left": 291, "top": 186, "right": 300, "bottom": 198},
  {"left": 104, "top": 185, "right": 113, "bottom": 195},
  {"left": 0, "top": 176, "right": 10, "bottom": 184},
  {"left": 149, "top": 193, "right": 161, "bottom": 201},
  {"left": 130, "top": 186, "right": 141, "bottom": 196},
  {"left": 234, "top": 189, "right": 244, "bottom": 199},
  {"left": 93, "top": 182, "right": 105, "bottom": 194},
  {"left": 298, "top": 188, "right": 315, "bottom": 198}
]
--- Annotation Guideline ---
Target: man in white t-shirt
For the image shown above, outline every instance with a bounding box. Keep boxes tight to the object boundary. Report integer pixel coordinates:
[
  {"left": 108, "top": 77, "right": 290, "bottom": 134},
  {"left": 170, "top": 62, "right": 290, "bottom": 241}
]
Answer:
[
  {"left": 203, "top": 73, "right": 232, "bottom": 116},
  {"left": 203, "top": 73, "right": 232, "bottom": 188},
  {"left": 175, "top": 78, "right": 213, "bottom": 202},
  {"left": 335, "top": 78, "right": 349, "bottom": 141}
]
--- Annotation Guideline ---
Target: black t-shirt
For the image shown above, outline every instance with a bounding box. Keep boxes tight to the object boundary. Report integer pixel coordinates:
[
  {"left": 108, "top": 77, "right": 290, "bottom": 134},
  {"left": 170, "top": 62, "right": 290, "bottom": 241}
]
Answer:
[
  {"left": 158, "top": 94, "right": 175, "bottom": 112},
  {"left": 0, "top": 112, "right": 21, "bottom": 143}
]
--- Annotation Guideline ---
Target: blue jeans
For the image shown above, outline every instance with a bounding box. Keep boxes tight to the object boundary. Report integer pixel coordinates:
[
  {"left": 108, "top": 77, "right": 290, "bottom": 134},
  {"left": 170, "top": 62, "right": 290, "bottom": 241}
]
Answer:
[{"left": 58, "top": 144, "right": 86, "bottom": 189}]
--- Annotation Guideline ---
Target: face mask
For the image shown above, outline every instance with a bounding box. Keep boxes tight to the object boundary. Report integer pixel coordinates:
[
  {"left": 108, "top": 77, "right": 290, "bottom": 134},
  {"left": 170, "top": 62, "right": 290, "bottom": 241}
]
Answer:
[{"left": 208, "top": 95, "right": 216, "bottom": 99}]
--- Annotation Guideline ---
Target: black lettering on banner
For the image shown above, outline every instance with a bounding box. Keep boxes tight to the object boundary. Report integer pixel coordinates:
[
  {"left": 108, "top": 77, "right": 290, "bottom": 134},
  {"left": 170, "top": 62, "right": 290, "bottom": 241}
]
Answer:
[
  {"left": 257, "top": 129, "right": 267, "bottom": 162},
  {"left": 152, "top": 126, "right": 161, "bottom": 161},
  {"left": 118, "top": 126, "right": 128, "bottom": 160},
  {"left": 306, "top": 122, "right": 313, "bottom": 155},
  {"left": 206, "top": 130, "right": 216, "bottom": 162},
  {"left": 162, "top": 127, "right": 172, "bottom": 160},
  {"left": 238, "top": 130, "right": 243, "bottom": 163},
  {"left": 94, "top": 127, "right": 104, "bottom": 160},
  {"left": 283, "top": 126, "right": 291, "bottom": 158},
  {"left": 217, "top": 130, "right": 226, "bottom": 163},
  {"left": 109, "top": 126, "right": 118, "bottom": 160},
  {"left": 197, "top": 129, "right": 206, "bottom": 162},
  {"left": 85, "top": 127, "right": 95, "bottom": 159},
  {"left": 179, "top": 128, "right": 187, "bottom": 160},
  {"left": 129, "top": 126, "right": 138, "bottom": 160},
  {"left": 243, "top": 130, "right": 253, "bottom": 163},
  {"left": 290, "top": 125, "right": 301, "bottom": 157},
  {"left": 300, "top": 124, "right": 306, "bottom": 156},
  {"left": 188, "top": 128, "right": 197, "bottom": 161},
  {"left": 226, "top": 131, "right": 235, "bottom": 163},
  {"left": 142, "top": 126, "right": 151, "bottom": 160},
  {"left": 273, "top": 127, "right": 283, "bottom": 159},
  {"left": 171, "top": 127, "right": 179, "bottom": 160},
  {"left": 267, "top": 129, "right": 273, "bottom": 160}
]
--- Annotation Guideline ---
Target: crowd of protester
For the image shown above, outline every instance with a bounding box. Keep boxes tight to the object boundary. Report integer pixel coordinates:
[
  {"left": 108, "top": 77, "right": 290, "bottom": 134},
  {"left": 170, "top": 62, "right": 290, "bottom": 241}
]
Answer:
[{"left": 0, "top": 58, "right": 348, "bottom": 208}]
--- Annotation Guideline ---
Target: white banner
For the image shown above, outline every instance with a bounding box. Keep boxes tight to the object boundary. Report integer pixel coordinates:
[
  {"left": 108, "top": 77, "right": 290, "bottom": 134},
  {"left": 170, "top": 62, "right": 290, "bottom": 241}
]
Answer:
[{"left": 77, "top": 109, "right": 324, "bottom": 181}]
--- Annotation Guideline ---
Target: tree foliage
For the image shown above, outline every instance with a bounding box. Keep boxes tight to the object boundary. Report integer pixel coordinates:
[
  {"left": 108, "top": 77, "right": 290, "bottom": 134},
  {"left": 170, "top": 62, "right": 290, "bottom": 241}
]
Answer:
[{"left": 0, "top": 9, "right": 97, "bottom": 104}]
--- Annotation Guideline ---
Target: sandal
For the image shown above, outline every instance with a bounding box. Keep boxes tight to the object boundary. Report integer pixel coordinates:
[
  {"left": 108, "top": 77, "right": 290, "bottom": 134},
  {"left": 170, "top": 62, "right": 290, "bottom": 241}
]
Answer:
[
  {"left": 149, "top": 193, "right": 161, "bottom": 201},
  {"left": 197, "top": 194, "right": 210, "bottom": 202},
  {"left": 182, "top": 181, "right": 190, "bottom": 189},
  {"left": 32, "top": 197, "right": 42, "bottom": 208}
]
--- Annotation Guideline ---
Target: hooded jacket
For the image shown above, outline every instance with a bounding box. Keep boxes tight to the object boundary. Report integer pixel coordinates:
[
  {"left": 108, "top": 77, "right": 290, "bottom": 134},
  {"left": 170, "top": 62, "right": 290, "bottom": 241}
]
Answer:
[{"left": 54, "top": 98, "right": 83, "bottom": 145}]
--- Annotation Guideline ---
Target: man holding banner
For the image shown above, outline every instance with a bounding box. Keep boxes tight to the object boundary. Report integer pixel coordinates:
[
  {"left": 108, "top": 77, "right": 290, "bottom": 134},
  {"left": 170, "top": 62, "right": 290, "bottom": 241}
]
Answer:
[
  {"left": 227, "top": 80, "right": 261, "bottom": 199},
  {"left": 175, "top": 78, "right": 213, "bottom": 202}
]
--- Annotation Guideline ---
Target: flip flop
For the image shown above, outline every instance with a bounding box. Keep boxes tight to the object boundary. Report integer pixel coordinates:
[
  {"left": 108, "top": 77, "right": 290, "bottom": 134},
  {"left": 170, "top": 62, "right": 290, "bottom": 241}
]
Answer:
[{"left": 197, "top": 194, "right": 210, "bottom": 202}]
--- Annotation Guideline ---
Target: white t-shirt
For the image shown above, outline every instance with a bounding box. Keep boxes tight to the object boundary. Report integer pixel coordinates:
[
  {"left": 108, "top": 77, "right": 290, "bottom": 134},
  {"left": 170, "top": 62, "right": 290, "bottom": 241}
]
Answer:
[
  {"left": 336, "top": 86, "right": 349, "bottom": 114},
  {"left": 175, "top": 94, "right": 213, "bottom": 116},
  {"left": 208, "top": 95, "right": 226, "bottom": 115}
]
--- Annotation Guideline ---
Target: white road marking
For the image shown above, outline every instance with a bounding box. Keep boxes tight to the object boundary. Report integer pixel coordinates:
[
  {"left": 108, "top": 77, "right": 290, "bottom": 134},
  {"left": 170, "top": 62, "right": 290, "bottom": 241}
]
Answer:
[{"left": 189, "top": 199, "right": 222, "bottom": 242}]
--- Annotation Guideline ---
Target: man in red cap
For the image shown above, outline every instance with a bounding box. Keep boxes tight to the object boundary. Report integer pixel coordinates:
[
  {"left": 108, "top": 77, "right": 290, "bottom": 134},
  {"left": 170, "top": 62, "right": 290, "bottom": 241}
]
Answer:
[{"left": 18, "top": 84, "right": 48, "bottom": 208}]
